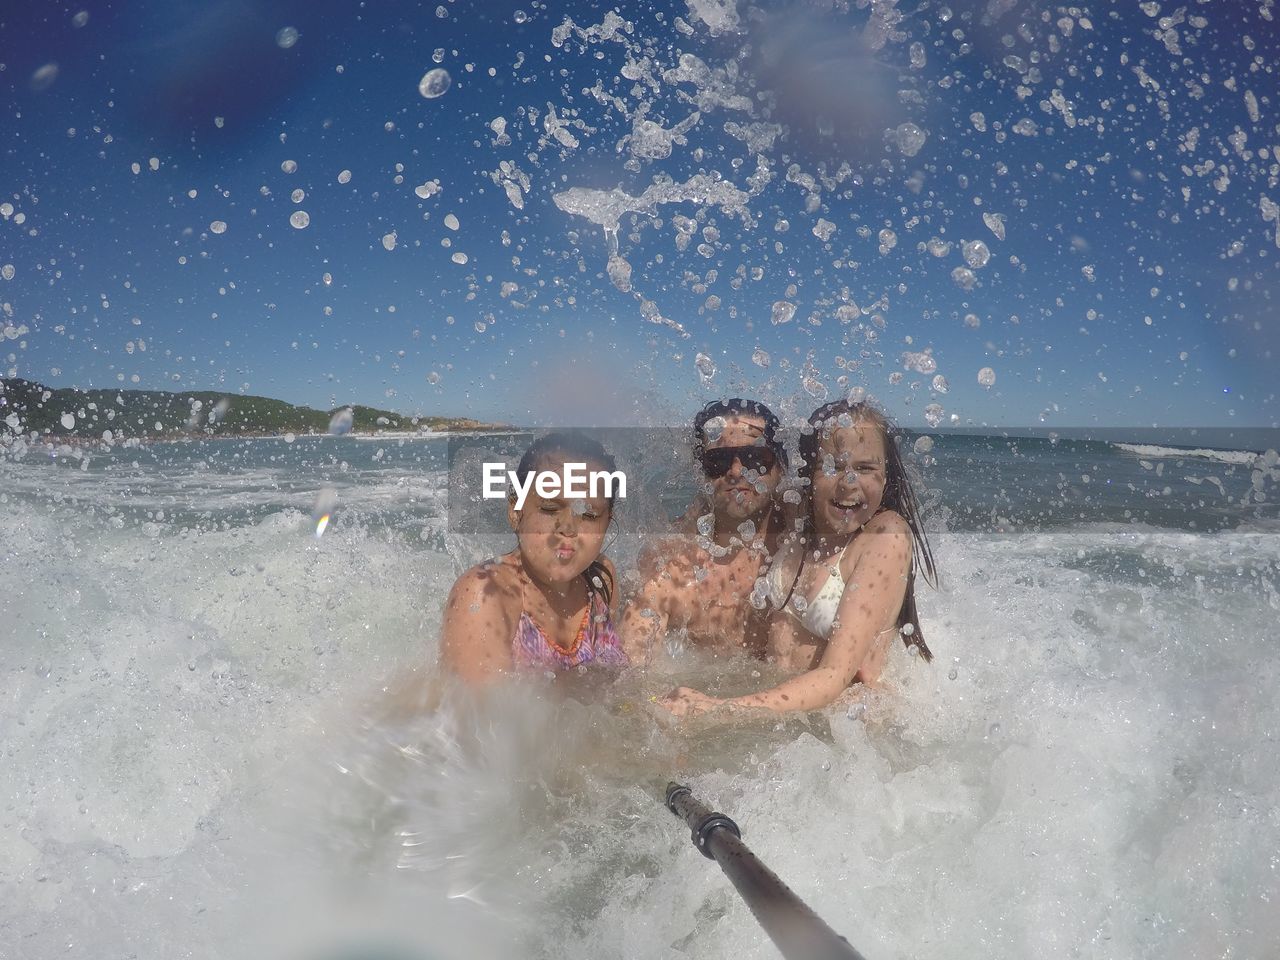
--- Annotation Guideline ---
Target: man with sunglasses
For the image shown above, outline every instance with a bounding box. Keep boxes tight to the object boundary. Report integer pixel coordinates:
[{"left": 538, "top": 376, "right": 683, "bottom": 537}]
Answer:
[{"left": 621, "top": 399, "right": 788, "bottom": 662}]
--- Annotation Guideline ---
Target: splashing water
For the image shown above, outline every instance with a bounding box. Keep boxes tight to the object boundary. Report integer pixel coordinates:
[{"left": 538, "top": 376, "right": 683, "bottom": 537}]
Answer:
[{"left": 5, "top": 2, "right": 1280, "bottom": 958}]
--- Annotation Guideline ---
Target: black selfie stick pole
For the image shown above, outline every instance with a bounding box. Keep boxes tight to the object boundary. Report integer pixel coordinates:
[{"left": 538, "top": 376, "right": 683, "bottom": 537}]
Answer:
[{"left": 664, "top": 782, "right": 868, "bottom": 960}]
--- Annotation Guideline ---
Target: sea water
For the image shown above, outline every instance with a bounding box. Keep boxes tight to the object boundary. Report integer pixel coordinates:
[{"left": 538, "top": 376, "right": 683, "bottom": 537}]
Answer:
[{"left": 2, "top": 432, "right": 1278, "bottom": 959}]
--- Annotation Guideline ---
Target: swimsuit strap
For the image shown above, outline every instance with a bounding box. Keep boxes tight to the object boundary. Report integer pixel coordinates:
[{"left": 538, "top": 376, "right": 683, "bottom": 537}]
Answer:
[
  {"left": 517, "top": 560, "right": 590, "bottom": 658},
  {"left": 781, "top": 531, "right": 857, "bottom": 608},
  {"left": 509, "top": 555, "right": 629, "bottom": 672}
]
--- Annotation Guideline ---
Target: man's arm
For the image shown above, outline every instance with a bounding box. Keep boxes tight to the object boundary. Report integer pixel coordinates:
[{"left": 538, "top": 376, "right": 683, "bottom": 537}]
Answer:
[{"left": 618, "top": 543, "right": 682, "bottom": 665}]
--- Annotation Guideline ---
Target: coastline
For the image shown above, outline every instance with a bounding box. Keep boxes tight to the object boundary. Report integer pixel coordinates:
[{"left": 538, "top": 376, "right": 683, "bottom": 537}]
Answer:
[{"left": 0, "top": 425, "right": 514, "bottom": 454}]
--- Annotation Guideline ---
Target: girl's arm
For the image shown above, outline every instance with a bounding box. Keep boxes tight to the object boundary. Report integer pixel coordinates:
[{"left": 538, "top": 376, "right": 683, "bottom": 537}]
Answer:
[
  {"left": 667, "top": 513, "right": 913, "bottom": 715},
  {"left": 439, "top": 564, "right": 518, "bottom": 686}
]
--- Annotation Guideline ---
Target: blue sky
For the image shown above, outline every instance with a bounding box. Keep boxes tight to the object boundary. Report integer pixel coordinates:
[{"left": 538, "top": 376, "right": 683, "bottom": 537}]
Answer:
[{"left": 2, "top": 0, "right": 1276, "bottom": 429}]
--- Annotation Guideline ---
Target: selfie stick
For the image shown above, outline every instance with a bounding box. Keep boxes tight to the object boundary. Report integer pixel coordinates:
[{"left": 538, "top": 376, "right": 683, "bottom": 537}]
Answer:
[{"left": 665, "top": 783, "right": 867, "bottom": 960}]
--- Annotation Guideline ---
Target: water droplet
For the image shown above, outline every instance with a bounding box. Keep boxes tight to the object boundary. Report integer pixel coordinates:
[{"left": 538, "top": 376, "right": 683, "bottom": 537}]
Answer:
[
  {"left": 695, "top": 353, "right": 716, "bottom": 383},
  {"left": 513, "top": 9, "right": 528, "bottom": 23},
  {"left": 291, "top": 189, "right": 305, "bottom": 204},
  {"left": 951, "top": 266, "right": 977, "bottom": 291},
  {"left": 903, "top": 350, "right": 936, "bottom": 375},
  {"left": 443, "top": 213, "right": 460, "bottom": 230},
  {"left": 337, "top": 169, "right": 352, "bottom": 184},
  {"left": 978, "top": 366, "right": 996, "bottom": 388},
  {"left": 751, "top": 347, "right": 771, "bottom": 368},
  {"left": 328, "top": 410, "right": 353, "bottom": 436},
  {"left": 892, "top": 122, "right": 928, "bottom": 157},
  {"left": 30, "top": 63, "right": 59, "bottom": 92},
  {"left": 1, "top": 264, "right": 15, "bottom": 281},
  {"left": 982, "top": 211, "right": 1006, "bottom": 241},
  {"left": 60, "top": 412, "right": 75, "bottom": 429},
  {"left": 451, "top": 252, "right": 469, "bottom": 264},
  {"left": 963, "top": 239, "right": 990, "bottom": 269},
  {"left": 913, "top": 435, "right": 934, "bottom": 455},
  {"left": 72, "top": 10, "right": 89, "bottom": 28},
  {"left": 382, "top": 232, "right": 397, "bottom": 251},
  {"left": 209, "top": 220, "right": 227, "bottom": 235},
  {"left": 771, "top": 301, "right": 796, "bottom": 325},
  {"left": 281, "top": 159, "right": 297, "bottom": 174},
  {"left": 289, "top": 210, "right": 310, "bottom": 229},
  {"left": 932, "top": 374, "right": 949, "bottom": 393},
  {"left": 418, "top": 68, "right": 452, "bottom": 99},
  {"left": 276, "top": 26, "right": 300, "bottom": 49},
  {"left": 607, "top": 255, "right": 632, "bottom": 293},
  {"left": 924, "top": 403, "right": 944, "bottom": 428}
]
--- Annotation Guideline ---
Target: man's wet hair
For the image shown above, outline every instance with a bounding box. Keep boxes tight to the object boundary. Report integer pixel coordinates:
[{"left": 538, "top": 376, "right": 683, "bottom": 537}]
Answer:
[{"left": 691, "top": 398, "right": 788, "bottom": 468}]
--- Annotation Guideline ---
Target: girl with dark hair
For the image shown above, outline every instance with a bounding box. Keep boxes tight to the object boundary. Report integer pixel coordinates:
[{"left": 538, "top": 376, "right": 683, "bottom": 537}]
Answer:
[
  {"left": 664, "top": 400, "right": 937, "bottom": 716},
  {"left": 440, "top": 432, "right": 629, "bottom": 685}
]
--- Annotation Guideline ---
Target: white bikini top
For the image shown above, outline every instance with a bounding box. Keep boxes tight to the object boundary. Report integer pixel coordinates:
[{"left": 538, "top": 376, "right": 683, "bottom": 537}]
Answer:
[
  {"left": 765, "top": 535, "right": 903, "bottom": 641},
  {"left": 765, "top": 536, "right": 854, "bottom": 638}
]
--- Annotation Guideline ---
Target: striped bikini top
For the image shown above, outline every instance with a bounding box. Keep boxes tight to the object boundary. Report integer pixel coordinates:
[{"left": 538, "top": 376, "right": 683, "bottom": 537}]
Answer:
[{"left": 511, "top": 582, "right": 630, "bottom": 672}]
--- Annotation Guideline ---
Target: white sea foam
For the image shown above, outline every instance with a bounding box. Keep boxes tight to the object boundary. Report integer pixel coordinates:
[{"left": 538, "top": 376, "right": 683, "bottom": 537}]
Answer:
[
  {"left": 1113, "top": 442, "right": 1260, "bottom": 465},
  {"left": 2, "top": 450, "right": 1278, "bottom": 960}
]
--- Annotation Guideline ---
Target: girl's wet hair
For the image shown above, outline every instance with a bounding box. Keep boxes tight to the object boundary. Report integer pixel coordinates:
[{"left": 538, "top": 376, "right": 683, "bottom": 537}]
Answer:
[
  {"left": 511, "top": 431, "right": 618, "bottom": 606},
  {"left": 797, "top": 400, "right": 938, "bottom": 661}
]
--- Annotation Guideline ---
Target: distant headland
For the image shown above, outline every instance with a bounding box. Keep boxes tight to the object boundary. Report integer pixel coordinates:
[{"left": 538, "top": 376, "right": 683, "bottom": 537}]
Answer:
[{"left": 0, "top": 378, "right": 507, "bottom": 440}]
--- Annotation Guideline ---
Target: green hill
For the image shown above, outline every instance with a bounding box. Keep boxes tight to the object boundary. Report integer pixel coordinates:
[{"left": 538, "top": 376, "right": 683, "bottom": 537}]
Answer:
[{"left": 0, "top": 378, "right": 501, "bottom": 439}]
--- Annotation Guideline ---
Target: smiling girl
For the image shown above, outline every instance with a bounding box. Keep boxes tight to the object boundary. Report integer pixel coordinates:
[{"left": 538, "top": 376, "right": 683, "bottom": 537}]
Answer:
[
  {"left": 440, "top": 432, "right": 629, "bottom": 685},
  {"left": 664, "top": 400, "right": 936, "bottom": 715}
]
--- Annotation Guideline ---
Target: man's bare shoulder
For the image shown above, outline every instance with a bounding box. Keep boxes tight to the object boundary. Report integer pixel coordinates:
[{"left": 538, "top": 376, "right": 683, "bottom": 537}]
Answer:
[{"left": 636, "top": 533, "right": 704, "bottom": 576}]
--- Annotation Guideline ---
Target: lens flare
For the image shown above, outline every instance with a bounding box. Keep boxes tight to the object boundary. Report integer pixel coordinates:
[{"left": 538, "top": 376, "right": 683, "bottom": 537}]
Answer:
[{"left": 312, "top": 487, "right": 338, "bottom": 538}]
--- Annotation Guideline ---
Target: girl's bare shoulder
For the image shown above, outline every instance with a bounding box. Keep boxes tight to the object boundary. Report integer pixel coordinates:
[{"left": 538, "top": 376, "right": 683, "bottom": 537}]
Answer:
[
  {"left": 845, "top": 511, "right": 911, "bottom": 570},
  {"left": 447, "top": 554, "right": 521, "bottom": 611},
  {"left": 861, "top": 509, "right": 910, "bottom": 537}
]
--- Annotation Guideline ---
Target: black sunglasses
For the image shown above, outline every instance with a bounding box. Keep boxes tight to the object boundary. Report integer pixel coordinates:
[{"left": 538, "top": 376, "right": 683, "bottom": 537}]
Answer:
[{"left": 699, "top": 445, "right": 778, "bottom": 479}]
